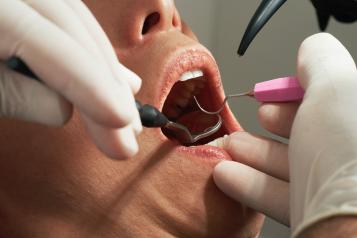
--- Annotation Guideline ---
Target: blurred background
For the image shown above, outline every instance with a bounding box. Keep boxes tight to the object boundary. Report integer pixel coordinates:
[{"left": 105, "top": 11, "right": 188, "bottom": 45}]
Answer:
[{"left": 175, "top": 1, "right": 357, "bottom": 237}]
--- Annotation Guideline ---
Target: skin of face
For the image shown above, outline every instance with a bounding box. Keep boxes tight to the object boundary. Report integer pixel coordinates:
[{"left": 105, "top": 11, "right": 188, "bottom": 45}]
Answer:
[{"left": 0, "top": 1, "right": 264, "bottom": 237}]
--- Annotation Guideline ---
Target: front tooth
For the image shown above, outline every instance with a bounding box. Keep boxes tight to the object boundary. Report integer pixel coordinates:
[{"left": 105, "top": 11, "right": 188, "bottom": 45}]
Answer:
[
  {"left": 192, "top": 70, "right": 204, "bottom": 78},
  {"left": 207, "top": 135, "right": 229, "bottom": 147},
  {"left": 179, "top": 70, "right": 204, "bottom": 81}
]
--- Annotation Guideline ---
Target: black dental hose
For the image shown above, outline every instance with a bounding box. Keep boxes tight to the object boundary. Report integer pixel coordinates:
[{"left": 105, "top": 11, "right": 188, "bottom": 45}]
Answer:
[
  {"left": 135, "top": 101, "right": 169, "bottom": 128},
  {"left": 238, "top": 0, "right": 357, "bottom": 56},
  {"left": 238, "top": 0, "right": 287, "bottom": 56},
  {"left": 6, "top": 57, "right": 168, "bottom": 128}
]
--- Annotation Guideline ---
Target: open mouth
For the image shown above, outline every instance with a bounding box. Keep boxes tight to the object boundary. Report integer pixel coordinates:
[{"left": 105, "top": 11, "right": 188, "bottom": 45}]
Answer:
[{"left": 159, "top": 49, "right": 240, "bottom": 147}]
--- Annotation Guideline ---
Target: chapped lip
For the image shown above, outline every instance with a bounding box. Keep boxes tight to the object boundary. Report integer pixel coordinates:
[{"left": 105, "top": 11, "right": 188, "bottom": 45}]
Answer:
[{"left": 153, "top": 45, "right": 241, "bottom": 161}]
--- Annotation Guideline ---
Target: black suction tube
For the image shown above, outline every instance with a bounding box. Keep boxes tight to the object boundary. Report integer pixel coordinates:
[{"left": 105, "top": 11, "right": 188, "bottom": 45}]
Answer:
[{"left": 238, "top": 0, "right": 288, "bottom": 56}]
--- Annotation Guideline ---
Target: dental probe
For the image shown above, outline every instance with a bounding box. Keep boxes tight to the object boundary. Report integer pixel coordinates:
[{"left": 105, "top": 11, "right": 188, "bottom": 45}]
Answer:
[
  {"left": 195, "top": 76, "right": 304, "bottom": 115},
  {"left": 6, "top": 57, "right": 222, "bottom": 145}
]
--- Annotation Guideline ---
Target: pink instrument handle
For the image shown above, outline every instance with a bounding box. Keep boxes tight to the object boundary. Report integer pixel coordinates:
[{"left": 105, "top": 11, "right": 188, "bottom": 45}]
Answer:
[{"left": 253, "top": 76, "right": 305, "bottom": 102}]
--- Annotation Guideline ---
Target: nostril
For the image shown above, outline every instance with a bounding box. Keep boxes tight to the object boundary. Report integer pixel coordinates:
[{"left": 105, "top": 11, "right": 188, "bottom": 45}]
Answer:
[
  {"left": 142, "top": 12, "right": 161, "bottom": 35},
  {"left": 172, "top": 11, "right": 180, "bottom": 28}
]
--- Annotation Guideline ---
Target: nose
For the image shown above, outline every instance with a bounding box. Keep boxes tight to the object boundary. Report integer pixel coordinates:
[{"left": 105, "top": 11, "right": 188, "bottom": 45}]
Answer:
[
  {"left": 141, "top": 0, "right": 181, "bottom": 35},
  {"left": 120, "top": 0, "right": 182, "bottom": 47}
]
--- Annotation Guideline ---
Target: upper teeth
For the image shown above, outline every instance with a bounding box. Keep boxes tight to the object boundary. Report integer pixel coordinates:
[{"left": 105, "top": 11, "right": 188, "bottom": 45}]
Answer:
[{"left": 179, "top": 70, "right": 204, "bottom": 81}]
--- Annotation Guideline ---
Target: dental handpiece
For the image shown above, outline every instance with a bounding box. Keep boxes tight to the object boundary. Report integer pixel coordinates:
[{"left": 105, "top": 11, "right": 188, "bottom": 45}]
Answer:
[
  {"left": 195, "top": 76, "right": 304, "bottom": 115},
  {"left": 135, "top": 101, "right": 169, "bottom": 127}
]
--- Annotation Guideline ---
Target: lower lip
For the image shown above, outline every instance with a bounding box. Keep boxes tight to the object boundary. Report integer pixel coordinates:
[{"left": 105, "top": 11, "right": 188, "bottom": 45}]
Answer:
[{"left": 175, "top": 142, "right": 232, "bottom": 162}]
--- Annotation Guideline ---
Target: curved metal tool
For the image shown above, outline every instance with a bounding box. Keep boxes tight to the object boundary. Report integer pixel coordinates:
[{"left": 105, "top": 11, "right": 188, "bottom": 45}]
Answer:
[
  {"left": 164, "top": 114, "right": 222, "bottom": 145},
  {"left": 194, "top": 77, "right": 305, "bottom": 116},
  {"left": 193, "top": 93, "right": 253, "bottom": 115},
  {"left": 137, "top": 101, "right": 223, "bottom": 145}
]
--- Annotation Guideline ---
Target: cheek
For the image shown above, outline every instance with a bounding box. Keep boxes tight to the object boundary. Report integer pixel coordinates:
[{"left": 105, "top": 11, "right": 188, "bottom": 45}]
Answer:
[
  {"left": 0, "top": 112, "right": 112, "bottom": 192},
  {"left": 0, "top": 114, "right": 86, "bottom": 160},
  {"left": 181, "top": 21, "right": 199, "bottom": 42},
  {"left": 0, "top": 112, "right": 101, "bottom": 188},
  {"left": 0, "top": 112, "right": 138, "bottom": 213}
]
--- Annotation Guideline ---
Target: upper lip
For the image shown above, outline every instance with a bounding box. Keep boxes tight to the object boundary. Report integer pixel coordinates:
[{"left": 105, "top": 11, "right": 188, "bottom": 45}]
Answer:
[{"left": 156, "top": 45, "right": 225, "bottom": 111}]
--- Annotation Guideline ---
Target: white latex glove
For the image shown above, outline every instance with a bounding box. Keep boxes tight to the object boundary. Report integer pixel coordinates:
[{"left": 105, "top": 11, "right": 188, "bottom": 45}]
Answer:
[
  {"left": 290, "top": 33, "right": 357, "bottom": 237},
  {"left": 212, "top": 33, "right": 357, "bottom": 237},
  {"left": 0, "top": 0, "right": 142, "bottom": 159}
]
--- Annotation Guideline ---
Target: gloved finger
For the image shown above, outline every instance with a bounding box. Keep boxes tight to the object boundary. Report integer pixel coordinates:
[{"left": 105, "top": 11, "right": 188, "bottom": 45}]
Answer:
[
  {"left": 214, "top": 161, "right": 290, "bottom": 226},
  {"left": 297, "top": 33, "right": 357, "bottom": 90},
  {"left": 210, "top": 132, "right": 289, "bottom": 181},
  {"left": 258, "top": 102, "right": 300, "bottom": 138},
  {"left": 81, "top": 114, "right": 139, "bottom": 160},
  {"left": 24, "top": 0, "right": 110, "bottom": 69},
  {"left": 63, "top": 0, "right": 141, "bottom": 93},
  {"left": 23, "top": 0, "right": 142, "bottom": 138},
  {"left": 25, "top": 0, "right": 141, "bottom": 94},
  {"left": 0, "top": 64, "right": 72, "bottom": 126},
  {"left": 0, "top": 0, "right": 137, "bottom": 128},
  {"left": 23, "top": 0, "right": 140, "bottom": 122}
]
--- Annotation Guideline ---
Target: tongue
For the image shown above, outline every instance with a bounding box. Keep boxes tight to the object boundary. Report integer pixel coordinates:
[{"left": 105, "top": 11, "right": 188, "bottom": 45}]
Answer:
[{"left": 176, "top": 111, "right": 219, "bottom": 134}]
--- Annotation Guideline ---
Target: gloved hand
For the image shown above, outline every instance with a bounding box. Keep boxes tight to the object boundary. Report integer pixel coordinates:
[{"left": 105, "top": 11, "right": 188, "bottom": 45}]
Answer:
[
  {"left": 0, "top": 0, "right": 142, "bottom": 159},
  {"left": 212, "top": 33, "right": 357, "bottom": 237}
]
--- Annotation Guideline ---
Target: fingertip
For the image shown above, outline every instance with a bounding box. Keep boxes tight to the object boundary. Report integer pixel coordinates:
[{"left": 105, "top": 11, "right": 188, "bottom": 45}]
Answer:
[
  {"left": 132, "top": 111, "right": 143, "bottom": 135},
  {"left": 50, "top": 103, "right": 74, "bottom": 127},
  {"left": 126, "top": 70, "right": 142, "bottom": 94},
  {"left": 258, "top": 103, "right": 274, "bottom": 116},
  {"left": 258, "top": 104, "right": 277, "bottom": 131},
  {"left": 297, "top": 33, "right": 356, "bottom": 89},
  {"left": 213, "top": 161, "right": 252, "bottom": 204},
  {"left": 207, "top": 136, "right": 226, "bottom": 148},
  {"left": 112, "top": 142, "right": 139, "bottom": 160},
  {"left": 82, "top": 114, "right": 140, "bottom": 160},
  {"left": 99, "top": 105, "right": 135, "bottom": 129},
  {"left": 99, "top": 86, "right": 139, "bottom": 128},
  {"left": 213, "top": 161, "right": 241, "bottom": 190},
  {"left": 299, "top": 33, "right": 339, "bottom": 58},
  {"left": 300, "top": 33, "right": 335, "bottom": 47},
  {"left": 107, "top": 128, "right": 140, "bottom": 160},
  {"left": 258, "top": 103, "right": 299, "bottom": 138},
  {"left": 118, "top": 64, "right": 142, "bottom": 94},
  {"left": 213, "top": 161, "right": 230, "bottom": 182}
]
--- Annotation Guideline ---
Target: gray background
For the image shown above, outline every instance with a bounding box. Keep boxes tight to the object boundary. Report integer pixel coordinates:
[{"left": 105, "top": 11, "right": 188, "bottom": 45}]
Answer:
[{"left": 176, "top": 1, "right": 357, "bottom": 237}]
